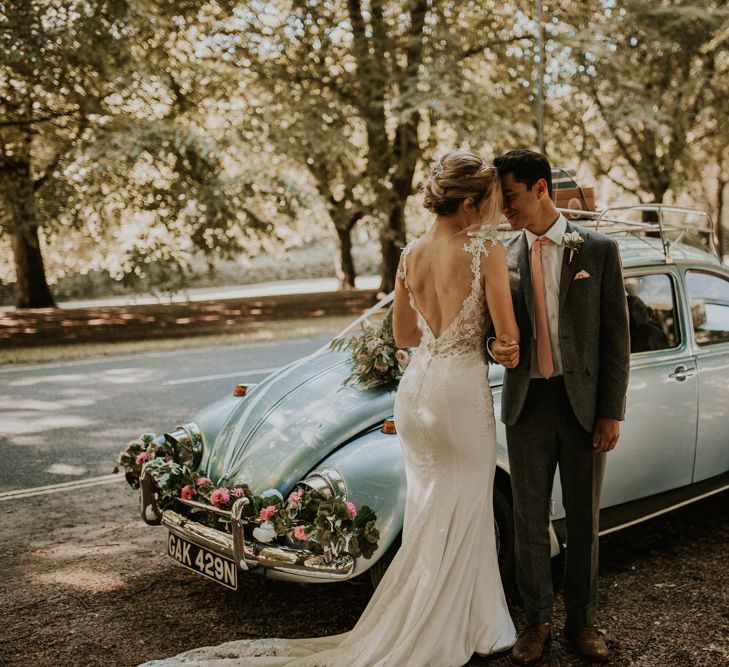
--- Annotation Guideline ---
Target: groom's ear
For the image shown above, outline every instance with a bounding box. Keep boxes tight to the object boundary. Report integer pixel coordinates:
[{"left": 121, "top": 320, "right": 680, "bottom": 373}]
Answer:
[{"left": 534, "top": 178, "right": 549, "bottom": 199}]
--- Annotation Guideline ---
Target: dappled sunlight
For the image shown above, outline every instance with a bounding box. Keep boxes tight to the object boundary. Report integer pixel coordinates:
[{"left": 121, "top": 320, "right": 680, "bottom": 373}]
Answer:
[
  {"left": 0, "top": 396, "right": 95, "bottom": 411},
  {"left": 1, "top": 412, "right": 94, "bottom": 437},
  {"left": 99, "top": 367, "right": 156, "bottom": 384},
  {"left": 46, "top": 463, "right": 87, "bottom": 476},
  {"left": 6, "top": 434, "right": 47, "bottom": 446},
  {"left": 33, "top": 542, "right": 138, "bottom": 560},
  {"left": 9, "top": 372, "right": 89, "bottom": 387},
  {"left": 33, "top": 567, "right": 127, "bottom": 593},
  {"left": 0, "top": 390, "right": 100, "bottom": 443},
  {"left": 8, "top": 366, "right": 157, "bottom": 387}
]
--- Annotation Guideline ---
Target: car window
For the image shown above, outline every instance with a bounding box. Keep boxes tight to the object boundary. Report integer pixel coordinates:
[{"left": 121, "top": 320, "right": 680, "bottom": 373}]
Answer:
[
  {"left": 685, "top": 271, "right": 729, "bottom": 346},
  {"left": 624, "top": 274, "right": 680, "bottom": 353}
]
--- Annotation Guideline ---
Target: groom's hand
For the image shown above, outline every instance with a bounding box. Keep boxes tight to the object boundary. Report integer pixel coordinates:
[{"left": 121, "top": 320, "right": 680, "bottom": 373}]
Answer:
[
  {"left": 593, "top": 417, "right": 620, "bottom": 452},
  {"left": 490, "top": 336, "right": 519, "bottom": 369}
]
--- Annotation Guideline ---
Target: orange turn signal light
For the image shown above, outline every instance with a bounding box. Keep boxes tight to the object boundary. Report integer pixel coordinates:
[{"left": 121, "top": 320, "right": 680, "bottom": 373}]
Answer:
[
  {"left": 233, "top": 384, "right": 248, "bottom": 397},
  {"left": 381, "top": 418, "right": 397, "bottom": 435}
]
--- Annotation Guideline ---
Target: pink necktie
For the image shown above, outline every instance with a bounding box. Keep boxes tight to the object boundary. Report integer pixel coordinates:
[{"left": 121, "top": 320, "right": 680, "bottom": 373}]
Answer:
[{"left": 530, "top": 236, "right": 555, "bottom": 379}]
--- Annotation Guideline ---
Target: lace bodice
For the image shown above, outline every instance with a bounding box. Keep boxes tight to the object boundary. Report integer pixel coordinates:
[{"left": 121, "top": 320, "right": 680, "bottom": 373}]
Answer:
[{"left": 398, "top": 235, "right": 494, "bottom": 358}]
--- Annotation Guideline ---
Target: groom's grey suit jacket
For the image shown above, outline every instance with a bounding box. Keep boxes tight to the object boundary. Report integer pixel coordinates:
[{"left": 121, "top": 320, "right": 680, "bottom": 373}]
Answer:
[{"left": 501, "top": 222, "right": 630, "bottom": 432}]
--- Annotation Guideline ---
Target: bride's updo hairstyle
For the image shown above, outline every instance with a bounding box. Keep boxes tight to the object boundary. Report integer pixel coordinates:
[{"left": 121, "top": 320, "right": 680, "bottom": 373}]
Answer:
[{"left": 423, "top": 150, "right": 501, "bottom": 229}]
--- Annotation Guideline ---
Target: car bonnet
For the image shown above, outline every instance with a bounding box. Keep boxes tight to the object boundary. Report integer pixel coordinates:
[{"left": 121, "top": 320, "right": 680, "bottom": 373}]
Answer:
[{"left": 200, "top": 347, "right": 397, "bottom": 494}]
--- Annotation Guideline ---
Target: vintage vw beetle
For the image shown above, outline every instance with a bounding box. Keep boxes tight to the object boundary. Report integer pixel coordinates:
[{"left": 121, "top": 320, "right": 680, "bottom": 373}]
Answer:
[{"left": 127, "top": 204, "right": 729, "bottom": 591}]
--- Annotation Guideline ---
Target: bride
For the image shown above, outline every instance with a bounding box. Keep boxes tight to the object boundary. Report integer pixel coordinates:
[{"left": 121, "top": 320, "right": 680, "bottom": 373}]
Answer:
[{"left": 143, "top": 150, "right": 521, "bottom": 667}]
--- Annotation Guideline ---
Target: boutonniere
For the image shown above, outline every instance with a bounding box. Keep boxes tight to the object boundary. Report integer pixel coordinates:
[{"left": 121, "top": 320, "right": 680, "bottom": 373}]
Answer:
[{"left": 563, "top": 231, "right": 584, "bottom": 264}]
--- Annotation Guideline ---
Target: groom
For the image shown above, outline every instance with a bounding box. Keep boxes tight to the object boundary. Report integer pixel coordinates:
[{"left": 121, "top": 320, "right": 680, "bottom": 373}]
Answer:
[{"left": 489, "top": 150, "right": 630, "bottom": 664}]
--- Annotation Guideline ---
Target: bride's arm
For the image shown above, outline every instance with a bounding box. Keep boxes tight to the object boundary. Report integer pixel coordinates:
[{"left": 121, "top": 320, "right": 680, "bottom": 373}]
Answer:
[
  {"left": 482, "top": 242, "right": 520, "bottom": 346},
  {"left": 393, "top": 255, "right": 422, "bottom": 348}
]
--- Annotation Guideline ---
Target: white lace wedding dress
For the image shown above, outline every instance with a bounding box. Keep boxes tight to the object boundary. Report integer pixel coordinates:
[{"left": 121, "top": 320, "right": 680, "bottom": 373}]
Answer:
[{"left": 143, "top": 237, "right": 516, "bottom": 667}]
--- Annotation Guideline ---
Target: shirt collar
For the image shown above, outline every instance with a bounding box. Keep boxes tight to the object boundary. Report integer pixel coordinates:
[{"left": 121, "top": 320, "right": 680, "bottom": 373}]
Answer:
[{"left": 524, "top": 213, "right": 568, "bottom": 248}]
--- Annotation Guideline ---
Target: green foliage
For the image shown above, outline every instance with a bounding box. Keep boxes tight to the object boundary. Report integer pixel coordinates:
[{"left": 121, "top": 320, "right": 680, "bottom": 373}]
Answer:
[
  {"left": 222, "top": 0, "right": 537, "bottom": 290},
  {"left": 330, "top": 307, "right": 411, "bottom": 389},
  {"left": 0, "top": 0, "right": 307, "bottom": 304},
  {"left": 549, "top": 0, "right": 728, "bottom": 203}
]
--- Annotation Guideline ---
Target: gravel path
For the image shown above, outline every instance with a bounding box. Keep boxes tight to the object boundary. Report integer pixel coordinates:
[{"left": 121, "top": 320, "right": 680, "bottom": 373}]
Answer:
[{"left": 1, "top": 482, "right": 727, "bottom": 666}]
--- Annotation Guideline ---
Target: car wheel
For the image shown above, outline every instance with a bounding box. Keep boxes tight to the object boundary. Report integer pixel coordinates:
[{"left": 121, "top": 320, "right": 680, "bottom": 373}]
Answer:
[
  {"left": 368, "top": 533, "right": 402, "bottom": 590},
  {"left": 493, "top": 483, "right": 515, "bottom": 590}
]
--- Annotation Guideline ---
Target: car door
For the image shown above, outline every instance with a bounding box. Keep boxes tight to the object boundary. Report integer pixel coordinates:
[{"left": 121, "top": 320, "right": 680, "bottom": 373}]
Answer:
[
  {"left": 599, "top": 268, "right": 699, "bottom": 508},
  {"left": 684, "top": 269, "right": 729, "bottom": 482}
]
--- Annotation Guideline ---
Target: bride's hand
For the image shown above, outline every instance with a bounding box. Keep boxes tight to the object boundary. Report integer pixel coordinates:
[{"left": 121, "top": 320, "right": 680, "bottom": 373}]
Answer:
[{"left": 490, "top": 335, "right": 520, "bottom": 369}]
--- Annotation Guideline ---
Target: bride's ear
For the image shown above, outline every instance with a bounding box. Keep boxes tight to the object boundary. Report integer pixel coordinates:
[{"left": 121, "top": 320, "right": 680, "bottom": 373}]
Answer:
[{"left": 462, "top": 196, "right": 476, "bottom": 213}]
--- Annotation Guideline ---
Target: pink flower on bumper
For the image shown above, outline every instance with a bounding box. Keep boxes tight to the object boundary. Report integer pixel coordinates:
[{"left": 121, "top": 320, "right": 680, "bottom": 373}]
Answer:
[
  {"left": 287, "top": 488, "right": 304, "bottom": 506},
  {"left": 345, "top": 501, "right": 357, "bottom": 518},
  {"left": 196, "top": 476, "right": 212, "bottom": 487},
  {"left": 293, "top": 525, "right": 307, "bottom": 541},
  {"left": 259, "top": 505, "right": 277, "bottom": 521},
  {"left": 231, "top": 488, "right": 246, "bottom": 498},
  {"left": 210, "top": 488, "right": 230, "bottom": 508},
  {"left": 135, "top": 451, "right": 152, "bottom": 465},
  {"left": 181, "top": 485, "right": 196, "bottom": 501}
]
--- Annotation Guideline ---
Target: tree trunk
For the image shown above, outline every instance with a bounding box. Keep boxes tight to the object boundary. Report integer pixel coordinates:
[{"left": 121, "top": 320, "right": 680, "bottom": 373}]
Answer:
[
  {"left": 641, "top": 185, "right": 666, "bottom": 224},
  {"left": 12, "top": 225, "right": 56, "bottom": 308},
  {"left": 3, "top": 154, "right": 57, "bottom": 309},
  {"left": 715, "top": 170, "right": 726, "bottom": 257},
  {"left": 379, "top": 201, "right": 407, "bottom": 294},
  {"left": 334, "top": 225, "right": 357, "bottom": 290}
]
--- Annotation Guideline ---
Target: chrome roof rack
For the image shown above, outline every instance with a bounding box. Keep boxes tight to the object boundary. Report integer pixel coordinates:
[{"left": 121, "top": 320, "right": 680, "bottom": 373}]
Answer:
[{"left": 556, "top": 204, "right": 724, "bottom": 266}]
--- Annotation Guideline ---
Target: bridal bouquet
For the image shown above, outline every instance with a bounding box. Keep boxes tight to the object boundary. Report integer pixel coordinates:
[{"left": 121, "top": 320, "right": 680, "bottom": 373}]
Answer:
[
  {"left": 117, "top": 435, "right": 380, "bottom": 561},
  {"left": 330, "top": 308, "right": 411, "bottom": 389}
]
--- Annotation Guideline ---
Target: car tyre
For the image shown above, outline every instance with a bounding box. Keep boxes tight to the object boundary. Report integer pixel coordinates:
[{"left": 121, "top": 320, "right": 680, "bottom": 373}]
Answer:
[
  {"left": 493, "top": 483, "right": 516, "bottom": 591},
  {"left": 368, "top": 533, "right": 401, "bottom": 590}
]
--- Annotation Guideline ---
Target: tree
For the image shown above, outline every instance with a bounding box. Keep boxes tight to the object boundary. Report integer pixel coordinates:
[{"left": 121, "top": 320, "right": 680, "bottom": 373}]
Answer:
[
  {"left": 0, "top": 0, "right": 132, "bottom": 307},
  {"left": 221, "top": 0, "right": 534, "bottom": 292},
  {"left": 551, "top": 1, "right": 728, "bottom": 208},
  {"left": 0, "top": 0, "right": 300, "bottom": 307}
]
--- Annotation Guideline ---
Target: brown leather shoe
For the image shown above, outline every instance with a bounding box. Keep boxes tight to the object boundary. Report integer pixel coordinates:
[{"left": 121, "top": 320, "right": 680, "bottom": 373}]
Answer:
[
  {"left": 565, "top": 625, "right": 609, "bottom": 662},
  {"left": 511, "top": 623, "right": 551, "bottom": 665}
]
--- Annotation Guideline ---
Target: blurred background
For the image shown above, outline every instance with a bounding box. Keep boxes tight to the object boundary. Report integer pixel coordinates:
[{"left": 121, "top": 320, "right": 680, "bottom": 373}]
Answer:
[{"left": 1, "top": 0, "right": 728, "bottom": 310}]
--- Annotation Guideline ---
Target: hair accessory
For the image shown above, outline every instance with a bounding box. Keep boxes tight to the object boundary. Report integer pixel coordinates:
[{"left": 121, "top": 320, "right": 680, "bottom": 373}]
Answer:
[{"left": 432, "top": 162, "right": 444, "bottom": 178}]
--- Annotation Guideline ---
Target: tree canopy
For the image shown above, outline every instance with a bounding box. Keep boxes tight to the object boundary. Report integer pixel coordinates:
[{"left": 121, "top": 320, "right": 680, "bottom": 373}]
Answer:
[{"left": 1, "top": 0, "right": 728, "bottom": 308}]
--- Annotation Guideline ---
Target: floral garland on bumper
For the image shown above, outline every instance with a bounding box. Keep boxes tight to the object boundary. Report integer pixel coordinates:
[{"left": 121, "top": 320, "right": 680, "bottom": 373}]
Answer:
[{"left": 116, "top": 434, "right": 380, "bottom": 561}]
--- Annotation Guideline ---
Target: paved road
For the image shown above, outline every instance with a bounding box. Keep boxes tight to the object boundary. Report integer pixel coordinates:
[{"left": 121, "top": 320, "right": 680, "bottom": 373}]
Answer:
[{"left": 0, "top": 335, "right": 330, "bottom": 491}]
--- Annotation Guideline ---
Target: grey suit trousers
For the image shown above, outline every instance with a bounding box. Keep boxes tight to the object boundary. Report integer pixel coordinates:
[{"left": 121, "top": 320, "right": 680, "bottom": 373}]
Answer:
[{"left": 506, "top": 377, "right": 606, "bottom": 627}]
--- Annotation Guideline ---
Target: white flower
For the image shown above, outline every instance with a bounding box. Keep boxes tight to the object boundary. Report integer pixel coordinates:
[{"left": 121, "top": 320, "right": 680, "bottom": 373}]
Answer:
[
  {"left": 395, "top": 349, "right": 410, "bottom": 372},
  {"left": 260, "top": 488, "right": 283, "bottom": 501},
  {"left": 252, "top": 521, "right": 277, "bottom": 543},
  {"left": 563, "top": 231, "right": 584, "bottom": 248},
  {"left": 562, "top": 231, "right": 584, "bottom": 263}
]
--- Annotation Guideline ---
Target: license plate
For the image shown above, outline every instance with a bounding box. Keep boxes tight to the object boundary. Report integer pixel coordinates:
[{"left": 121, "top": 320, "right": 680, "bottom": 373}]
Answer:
[{"left": 167, "top": 532, "right": 238, "bottom": 590}]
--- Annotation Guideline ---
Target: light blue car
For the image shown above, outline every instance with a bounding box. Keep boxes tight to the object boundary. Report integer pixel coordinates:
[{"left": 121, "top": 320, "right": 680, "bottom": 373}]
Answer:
[{"left": 138, "top": 205, "right": 729, "bottom": 591}]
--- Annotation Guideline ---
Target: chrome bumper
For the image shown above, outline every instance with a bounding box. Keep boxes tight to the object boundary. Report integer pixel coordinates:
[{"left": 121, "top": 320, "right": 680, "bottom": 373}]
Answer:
[{"left": 140, "top": 469, "right": 354, "bottom": 580}]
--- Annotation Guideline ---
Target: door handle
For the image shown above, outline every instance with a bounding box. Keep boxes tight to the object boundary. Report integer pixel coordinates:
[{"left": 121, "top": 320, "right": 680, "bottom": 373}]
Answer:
[{"left": 668, "top": 365, "right": 696, "bottom": 381}]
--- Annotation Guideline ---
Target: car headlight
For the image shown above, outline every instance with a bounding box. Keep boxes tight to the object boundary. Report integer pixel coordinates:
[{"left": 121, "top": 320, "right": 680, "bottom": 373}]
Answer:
[
  {"left": 301, "top": 468, "right": 347, "bottom": 499},
  {"left": 164, "top": 422, "right": 203, "bottom": 468}
]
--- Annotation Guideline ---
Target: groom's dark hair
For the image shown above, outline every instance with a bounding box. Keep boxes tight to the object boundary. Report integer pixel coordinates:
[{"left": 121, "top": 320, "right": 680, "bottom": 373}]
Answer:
[{"left": 494, "top": 149, "right": 553, "bottom": 197}]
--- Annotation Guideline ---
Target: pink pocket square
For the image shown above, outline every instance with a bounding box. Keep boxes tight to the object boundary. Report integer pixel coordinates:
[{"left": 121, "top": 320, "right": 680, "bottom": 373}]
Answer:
[{"left": 574, "top": 270, "right": 591, "bottom": 280}]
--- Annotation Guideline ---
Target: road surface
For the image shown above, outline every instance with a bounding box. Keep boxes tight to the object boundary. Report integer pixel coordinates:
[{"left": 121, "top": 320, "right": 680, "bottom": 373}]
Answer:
[{"left": 0, "top": 335, "right": 329, "bottom": 492}]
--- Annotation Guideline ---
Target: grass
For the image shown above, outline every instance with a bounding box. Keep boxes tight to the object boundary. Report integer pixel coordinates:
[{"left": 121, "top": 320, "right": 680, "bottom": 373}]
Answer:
[{"left": 0, "top": 314, "right": 355, "bottom": 366}]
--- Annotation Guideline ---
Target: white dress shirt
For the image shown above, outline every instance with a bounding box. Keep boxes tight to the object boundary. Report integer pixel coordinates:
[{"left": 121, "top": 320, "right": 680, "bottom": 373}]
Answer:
[{"left": 524, "top": 214, "right": 567, "bottom": 378}]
